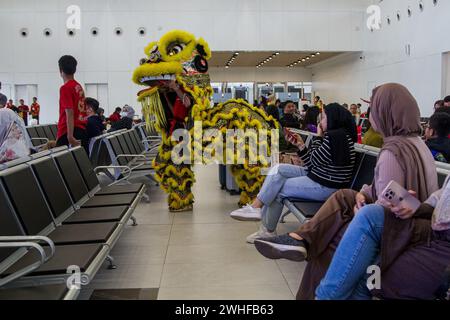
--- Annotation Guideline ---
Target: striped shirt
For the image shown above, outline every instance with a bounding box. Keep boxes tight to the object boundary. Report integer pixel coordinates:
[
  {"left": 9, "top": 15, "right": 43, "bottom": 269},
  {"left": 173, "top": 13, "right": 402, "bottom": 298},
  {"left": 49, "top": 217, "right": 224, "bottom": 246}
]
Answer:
[{"left": 298, "top": 134, "right": 356, "bottom": 189}]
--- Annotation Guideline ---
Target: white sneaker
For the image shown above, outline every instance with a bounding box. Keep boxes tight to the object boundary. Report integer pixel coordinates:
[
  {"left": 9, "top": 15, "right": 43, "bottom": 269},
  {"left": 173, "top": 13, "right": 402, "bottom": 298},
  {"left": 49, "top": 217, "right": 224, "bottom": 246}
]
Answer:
[
  {"left": 230, "top": 204, "right": 262, "bottom": 222},
  {"left": 246, "top": 225, "right": 277, "bottom": 244}
]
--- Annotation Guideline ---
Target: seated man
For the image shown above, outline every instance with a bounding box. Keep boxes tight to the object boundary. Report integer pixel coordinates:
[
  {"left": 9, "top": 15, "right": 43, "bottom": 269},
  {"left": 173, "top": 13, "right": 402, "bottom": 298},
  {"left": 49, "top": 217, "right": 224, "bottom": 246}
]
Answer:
[
  {"left": 108, "top": 107, "right": 122, "bottom": 123},
  {"left": 280, "top": 101, "right": 301, "bottom": 129},
  {"left": 108, "top": 106, "right": 135, "bottom": 132},
  {"left": 425, "top": 112, "right": 450, "bottom": 163}
]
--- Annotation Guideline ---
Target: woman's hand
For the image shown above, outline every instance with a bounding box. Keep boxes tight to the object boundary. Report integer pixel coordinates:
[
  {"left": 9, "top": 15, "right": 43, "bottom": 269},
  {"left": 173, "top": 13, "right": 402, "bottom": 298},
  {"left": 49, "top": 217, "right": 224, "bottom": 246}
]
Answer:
[
  {"left": 390, "top": 206, "right": 415, "bottom": 220},
  {"left": 388, "top": 190, "right": 417, "bottom": 220},
  {"left": 287, "top": 133, "right": 305, "bottom": 149},
  {"left": 353, "top": 192, "right": 366, "bottom": 214}
]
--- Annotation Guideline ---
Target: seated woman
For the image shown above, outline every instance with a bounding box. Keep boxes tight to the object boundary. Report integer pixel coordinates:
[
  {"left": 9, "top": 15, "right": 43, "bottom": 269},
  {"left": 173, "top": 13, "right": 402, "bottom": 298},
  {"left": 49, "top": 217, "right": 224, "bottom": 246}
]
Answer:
[
  {"left": 253, "top": 83, "right": 440, "bottom": 299},
  {"left": 0, "top": 108, "right": 33, "bottom": 164},
  {"left": 85, "top": 97, "right": 106, "bottom": 141},
  {"left": 230, "top": 103, "right": 358, "bottom": 244},
  {"left": 315, "top": 176, "right": 450, "bottom": 300},
  {"left": 301, "top": 106, "right": 320, "bottom": 133},
  {"left": 361, "top": 107, "right": 383, "bottom": 148}
]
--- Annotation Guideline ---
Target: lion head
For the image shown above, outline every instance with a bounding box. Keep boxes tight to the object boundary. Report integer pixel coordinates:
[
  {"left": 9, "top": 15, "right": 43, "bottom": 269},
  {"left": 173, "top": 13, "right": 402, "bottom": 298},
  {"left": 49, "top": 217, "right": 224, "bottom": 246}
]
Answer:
[{"left": 133, "top": 30, "right": 213, "bottom": 132}]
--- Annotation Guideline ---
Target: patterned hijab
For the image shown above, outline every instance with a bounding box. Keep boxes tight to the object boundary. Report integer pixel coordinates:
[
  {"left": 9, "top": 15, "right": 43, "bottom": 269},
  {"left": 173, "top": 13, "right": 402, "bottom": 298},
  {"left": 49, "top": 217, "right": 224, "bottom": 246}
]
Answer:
[
  {"left": 432, "top": 176, "right": 450, "bottom": 231},
  {"left": 0, "top": 108, "right": 32, "bottom": 164}
]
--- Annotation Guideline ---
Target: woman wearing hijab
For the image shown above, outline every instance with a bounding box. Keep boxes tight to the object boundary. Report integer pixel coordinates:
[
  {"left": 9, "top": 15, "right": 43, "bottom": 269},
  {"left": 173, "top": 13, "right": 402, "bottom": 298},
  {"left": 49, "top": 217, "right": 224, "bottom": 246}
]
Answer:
[
  {"left": 0, "top": 108, "right": 33, "bottom": 164},
  {"left": 108, "top": 105, "right": 135, "bottom": 132},
  {"left": 316, "top": 176, "right": 450, "bottom": 300},
  {"left": 253, "top": 83, "right": 439, "bottom": 300},
  {"left": 230, "top": 103, "right": 358, "bottom": 244}
]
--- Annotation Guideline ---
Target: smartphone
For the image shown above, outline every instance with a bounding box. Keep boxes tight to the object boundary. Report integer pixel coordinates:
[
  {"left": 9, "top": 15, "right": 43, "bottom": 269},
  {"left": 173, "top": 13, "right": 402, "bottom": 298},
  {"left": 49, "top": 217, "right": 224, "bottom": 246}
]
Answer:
[
  {"left": 284, "top": 128, "right": 302, "bottom": 145},
  {"left": 380, "top": 180, "right": 421, "bottom": 212}
]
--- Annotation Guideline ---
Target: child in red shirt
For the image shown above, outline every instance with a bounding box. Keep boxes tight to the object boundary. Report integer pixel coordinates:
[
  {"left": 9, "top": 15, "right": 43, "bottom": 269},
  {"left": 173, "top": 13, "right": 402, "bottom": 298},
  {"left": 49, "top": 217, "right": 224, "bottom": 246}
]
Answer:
[
  {"left": 56, "top": 55, "right": 88, "bottom": 152},
  {"left": 30, "top": 97, "right": 41, "bottom": 124},
  {"left": 18, "top": 99, "right": 29, "bottom": 126}
]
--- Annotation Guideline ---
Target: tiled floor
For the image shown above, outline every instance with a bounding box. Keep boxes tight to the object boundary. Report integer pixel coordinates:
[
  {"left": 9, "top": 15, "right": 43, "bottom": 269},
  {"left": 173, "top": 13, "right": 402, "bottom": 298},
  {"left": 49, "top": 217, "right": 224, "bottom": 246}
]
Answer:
[{"left": 79, "top": 164, "right": 305, "bottom": 300}]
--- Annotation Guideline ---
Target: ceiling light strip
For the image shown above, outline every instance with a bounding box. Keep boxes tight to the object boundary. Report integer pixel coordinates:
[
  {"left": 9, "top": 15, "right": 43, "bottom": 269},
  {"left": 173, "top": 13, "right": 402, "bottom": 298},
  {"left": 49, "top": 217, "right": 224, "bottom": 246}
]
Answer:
[
  {"left": 256, "top": 52, "right": 280, "bottom": 68},
  {"left": 287, "top": 52, "right": 321, "bottom": 68}
]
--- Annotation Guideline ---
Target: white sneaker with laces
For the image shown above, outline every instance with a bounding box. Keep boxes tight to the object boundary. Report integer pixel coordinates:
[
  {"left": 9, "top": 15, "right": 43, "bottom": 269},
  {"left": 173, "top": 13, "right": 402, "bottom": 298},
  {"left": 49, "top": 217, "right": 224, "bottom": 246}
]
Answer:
[
  {"left": 246, "top": 225, "right": 277, "bottom": 244},
  {"left": 230, "top": 204, "right": 262, "bottom": 221}
]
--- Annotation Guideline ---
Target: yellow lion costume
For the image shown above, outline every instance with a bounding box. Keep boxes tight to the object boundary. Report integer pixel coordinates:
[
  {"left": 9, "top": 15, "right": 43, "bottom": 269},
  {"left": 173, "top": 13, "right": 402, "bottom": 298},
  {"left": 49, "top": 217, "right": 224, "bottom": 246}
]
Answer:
[{"left": 133, "top": 30, "right": 278, "bottom": 212}]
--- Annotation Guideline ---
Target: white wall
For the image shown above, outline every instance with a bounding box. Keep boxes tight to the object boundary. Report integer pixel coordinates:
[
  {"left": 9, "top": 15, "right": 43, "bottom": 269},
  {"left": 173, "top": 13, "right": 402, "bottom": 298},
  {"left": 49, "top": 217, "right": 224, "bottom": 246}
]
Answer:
[
  {"left": 210, "top": 67, "right": 312, "bottom": 83},
  {"left": 311, "top": 0, "right": 450, "bottom": 116},
  {"left": 0, "top": 0, "right": 366, "bottom": 124}
]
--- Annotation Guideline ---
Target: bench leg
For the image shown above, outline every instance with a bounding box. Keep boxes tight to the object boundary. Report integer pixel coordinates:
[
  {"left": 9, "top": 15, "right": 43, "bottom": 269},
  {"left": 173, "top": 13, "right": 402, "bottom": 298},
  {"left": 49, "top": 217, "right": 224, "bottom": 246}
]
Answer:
[
  {"left": 106, "top": 255, "right": 117, "bottom": 270},
  {"left": 279, "top": 209, "right": 291, "bottom": 224},
  {"left": 130, "top": 216, "right": 138, "bottom": 227},
  {"left": 142, "top": 193, "right": 150, "bottom": 203}
]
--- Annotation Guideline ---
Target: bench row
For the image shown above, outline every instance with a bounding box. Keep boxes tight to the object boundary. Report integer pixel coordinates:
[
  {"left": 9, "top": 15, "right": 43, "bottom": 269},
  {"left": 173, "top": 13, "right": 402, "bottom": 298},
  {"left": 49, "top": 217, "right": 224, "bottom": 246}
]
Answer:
[{"left": 0, "top": 146, "right": 147, "bottom": 299}]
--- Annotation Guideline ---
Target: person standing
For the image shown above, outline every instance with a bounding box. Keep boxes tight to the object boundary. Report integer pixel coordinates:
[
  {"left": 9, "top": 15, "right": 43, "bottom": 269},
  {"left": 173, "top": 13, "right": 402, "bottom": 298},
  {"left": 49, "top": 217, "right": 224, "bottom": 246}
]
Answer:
[
  {"left": 30, "top": 97, "right": 41, "bottom": 124},
  {"left": 18, "top": 99, "right": 29, "bottom": 126},
  {"left": 6, "top": 99, "right": 18, "bottom": 113},
  {"left": 56, "top": 55, "right": 88, "bottom": 152},
  {"left": 0, "top": 82, "right": 7, "bottom": 108}
]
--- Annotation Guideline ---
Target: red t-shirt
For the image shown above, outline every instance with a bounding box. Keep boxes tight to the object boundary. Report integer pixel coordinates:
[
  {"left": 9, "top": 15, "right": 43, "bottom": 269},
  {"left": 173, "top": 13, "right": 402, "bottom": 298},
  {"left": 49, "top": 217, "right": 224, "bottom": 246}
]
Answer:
[
  {"left": 169, "top": 96, "right": 189, "bottom": 135},
  {"left": 109, "top": 112, "right": 121, "bottom": 123},
  {"left": 57, "top": 80, "right": 87, "bottom": 139},
  {"left": 18, "top": 105, "right": 29, "bottom": 119},
  {"left": 30, "top": 103, "right": 40, "bottom": 117}
]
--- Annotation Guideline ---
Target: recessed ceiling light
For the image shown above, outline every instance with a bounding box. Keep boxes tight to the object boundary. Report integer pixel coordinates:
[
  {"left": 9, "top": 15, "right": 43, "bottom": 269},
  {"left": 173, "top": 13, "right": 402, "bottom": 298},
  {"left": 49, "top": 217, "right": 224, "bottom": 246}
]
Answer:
[
  {"left": 311, "top": 54, "right": 315, "bottom": 57},
  {"left": 306, "top": 57, "right": 310, "bottom": 60},
  {"left": 276, "top": 52, "right": 280, "bottom": 55},
  {"left": 316, "top": 52, "right": 320, "bottom": 55},
  {"left": 225, "top": 66, "right": 229, "bottom": 69},
  {"left": 302, "top": 59, "right": 306, "bottom": 62}
]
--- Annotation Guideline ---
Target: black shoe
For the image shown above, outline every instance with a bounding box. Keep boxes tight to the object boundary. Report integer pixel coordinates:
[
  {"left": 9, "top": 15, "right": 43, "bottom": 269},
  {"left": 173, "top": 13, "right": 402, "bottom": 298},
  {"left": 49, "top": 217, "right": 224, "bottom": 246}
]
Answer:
[{"left": 254, "top": 234, "right": 307, "bottom": 262}]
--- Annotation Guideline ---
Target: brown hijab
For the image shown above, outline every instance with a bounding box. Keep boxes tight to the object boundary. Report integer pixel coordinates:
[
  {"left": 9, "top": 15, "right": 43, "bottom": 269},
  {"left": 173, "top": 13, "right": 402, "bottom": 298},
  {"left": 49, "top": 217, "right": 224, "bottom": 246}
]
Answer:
[{"left": 370, "top": 83, "right": 436, "bottom": 202}]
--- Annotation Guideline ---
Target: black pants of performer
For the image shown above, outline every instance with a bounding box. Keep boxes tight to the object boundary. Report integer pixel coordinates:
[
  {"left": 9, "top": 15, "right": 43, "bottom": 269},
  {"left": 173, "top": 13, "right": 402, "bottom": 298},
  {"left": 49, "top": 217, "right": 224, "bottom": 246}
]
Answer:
[
  {"left": 32, "top": 116, "right": 39, "bottom": 124},
  {"left": 57, "top": 127, "right": 89, "bottom": 154}
]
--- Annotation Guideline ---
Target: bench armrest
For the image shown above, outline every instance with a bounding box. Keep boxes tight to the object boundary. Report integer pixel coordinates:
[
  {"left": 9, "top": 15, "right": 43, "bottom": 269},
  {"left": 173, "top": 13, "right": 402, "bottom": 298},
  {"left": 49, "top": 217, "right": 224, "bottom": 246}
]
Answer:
[{"left": 0, "top": 236, "right": 55, "bottom": 287}]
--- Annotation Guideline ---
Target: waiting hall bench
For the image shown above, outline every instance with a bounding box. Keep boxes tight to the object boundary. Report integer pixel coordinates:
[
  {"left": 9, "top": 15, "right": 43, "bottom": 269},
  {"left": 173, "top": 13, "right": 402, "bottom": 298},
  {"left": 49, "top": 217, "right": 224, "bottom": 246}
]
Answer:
[{"left": 0, "top": 147, "right": 147, "bottom": 299}]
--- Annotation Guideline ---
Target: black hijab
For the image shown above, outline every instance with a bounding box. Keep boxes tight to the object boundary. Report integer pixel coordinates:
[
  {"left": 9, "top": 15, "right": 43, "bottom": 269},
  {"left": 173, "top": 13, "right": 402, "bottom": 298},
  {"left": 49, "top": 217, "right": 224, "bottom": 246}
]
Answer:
[{"left": 324, "top": 103, "right": 358, "bottom": 166}]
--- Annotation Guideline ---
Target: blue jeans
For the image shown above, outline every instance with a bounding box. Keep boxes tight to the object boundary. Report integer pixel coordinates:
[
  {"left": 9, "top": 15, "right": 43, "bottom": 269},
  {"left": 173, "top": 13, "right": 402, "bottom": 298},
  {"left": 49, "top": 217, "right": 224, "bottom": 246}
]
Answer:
[
  {"left": 315, "top": 204, "right": 385, "bottom": 300},
  {"left": 257, "top": 164, "right": 337, "bottom": 232}
]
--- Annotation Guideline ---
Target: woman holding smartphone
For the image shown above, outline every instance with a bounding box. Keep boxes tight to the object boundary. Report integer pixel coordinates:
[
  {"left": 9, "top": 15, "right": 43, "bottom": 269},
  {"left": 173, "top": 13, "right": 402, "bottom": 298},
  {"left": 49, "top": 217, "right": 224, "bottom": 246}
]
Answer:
[
  {"left": 229, "top": 103, "right": 358, "bottom": 244},
  {"left": 315, "top": 176, "right": 450, "bottom": 300},
  {"left": 253, "top": 83, "right": 440, "bottom": 300}
]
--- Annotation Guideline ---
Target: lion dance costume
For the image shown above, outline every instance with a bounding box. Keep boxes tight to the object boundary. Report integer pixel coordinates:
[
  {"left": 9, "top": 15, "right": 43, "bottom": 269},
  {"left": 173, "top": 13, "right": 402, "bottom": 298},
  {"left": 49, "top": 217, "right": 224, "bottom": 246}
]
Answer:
[{"left": 133, "top": 30, "right": 278, "bottom": 212}]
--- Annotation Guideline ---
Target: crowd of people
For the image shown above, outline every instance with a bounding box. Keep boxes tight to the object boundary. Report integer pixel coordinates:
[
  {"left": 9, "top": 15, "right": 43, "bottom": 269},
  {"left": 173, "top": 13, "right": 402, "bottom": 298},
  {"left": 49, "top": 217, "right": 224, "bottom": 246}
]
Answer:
[
  {"left": 0, "top": 82, "right": 41, "bottom": 126},
  {"left": 1, "top": 58, "right": 449, "bottom": 300},
  {"left": 0, "top": 56, "right": 138, "bottom": 162},
  {"left": 230, "top": 84, "right": 450, "bottom": 300}
]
